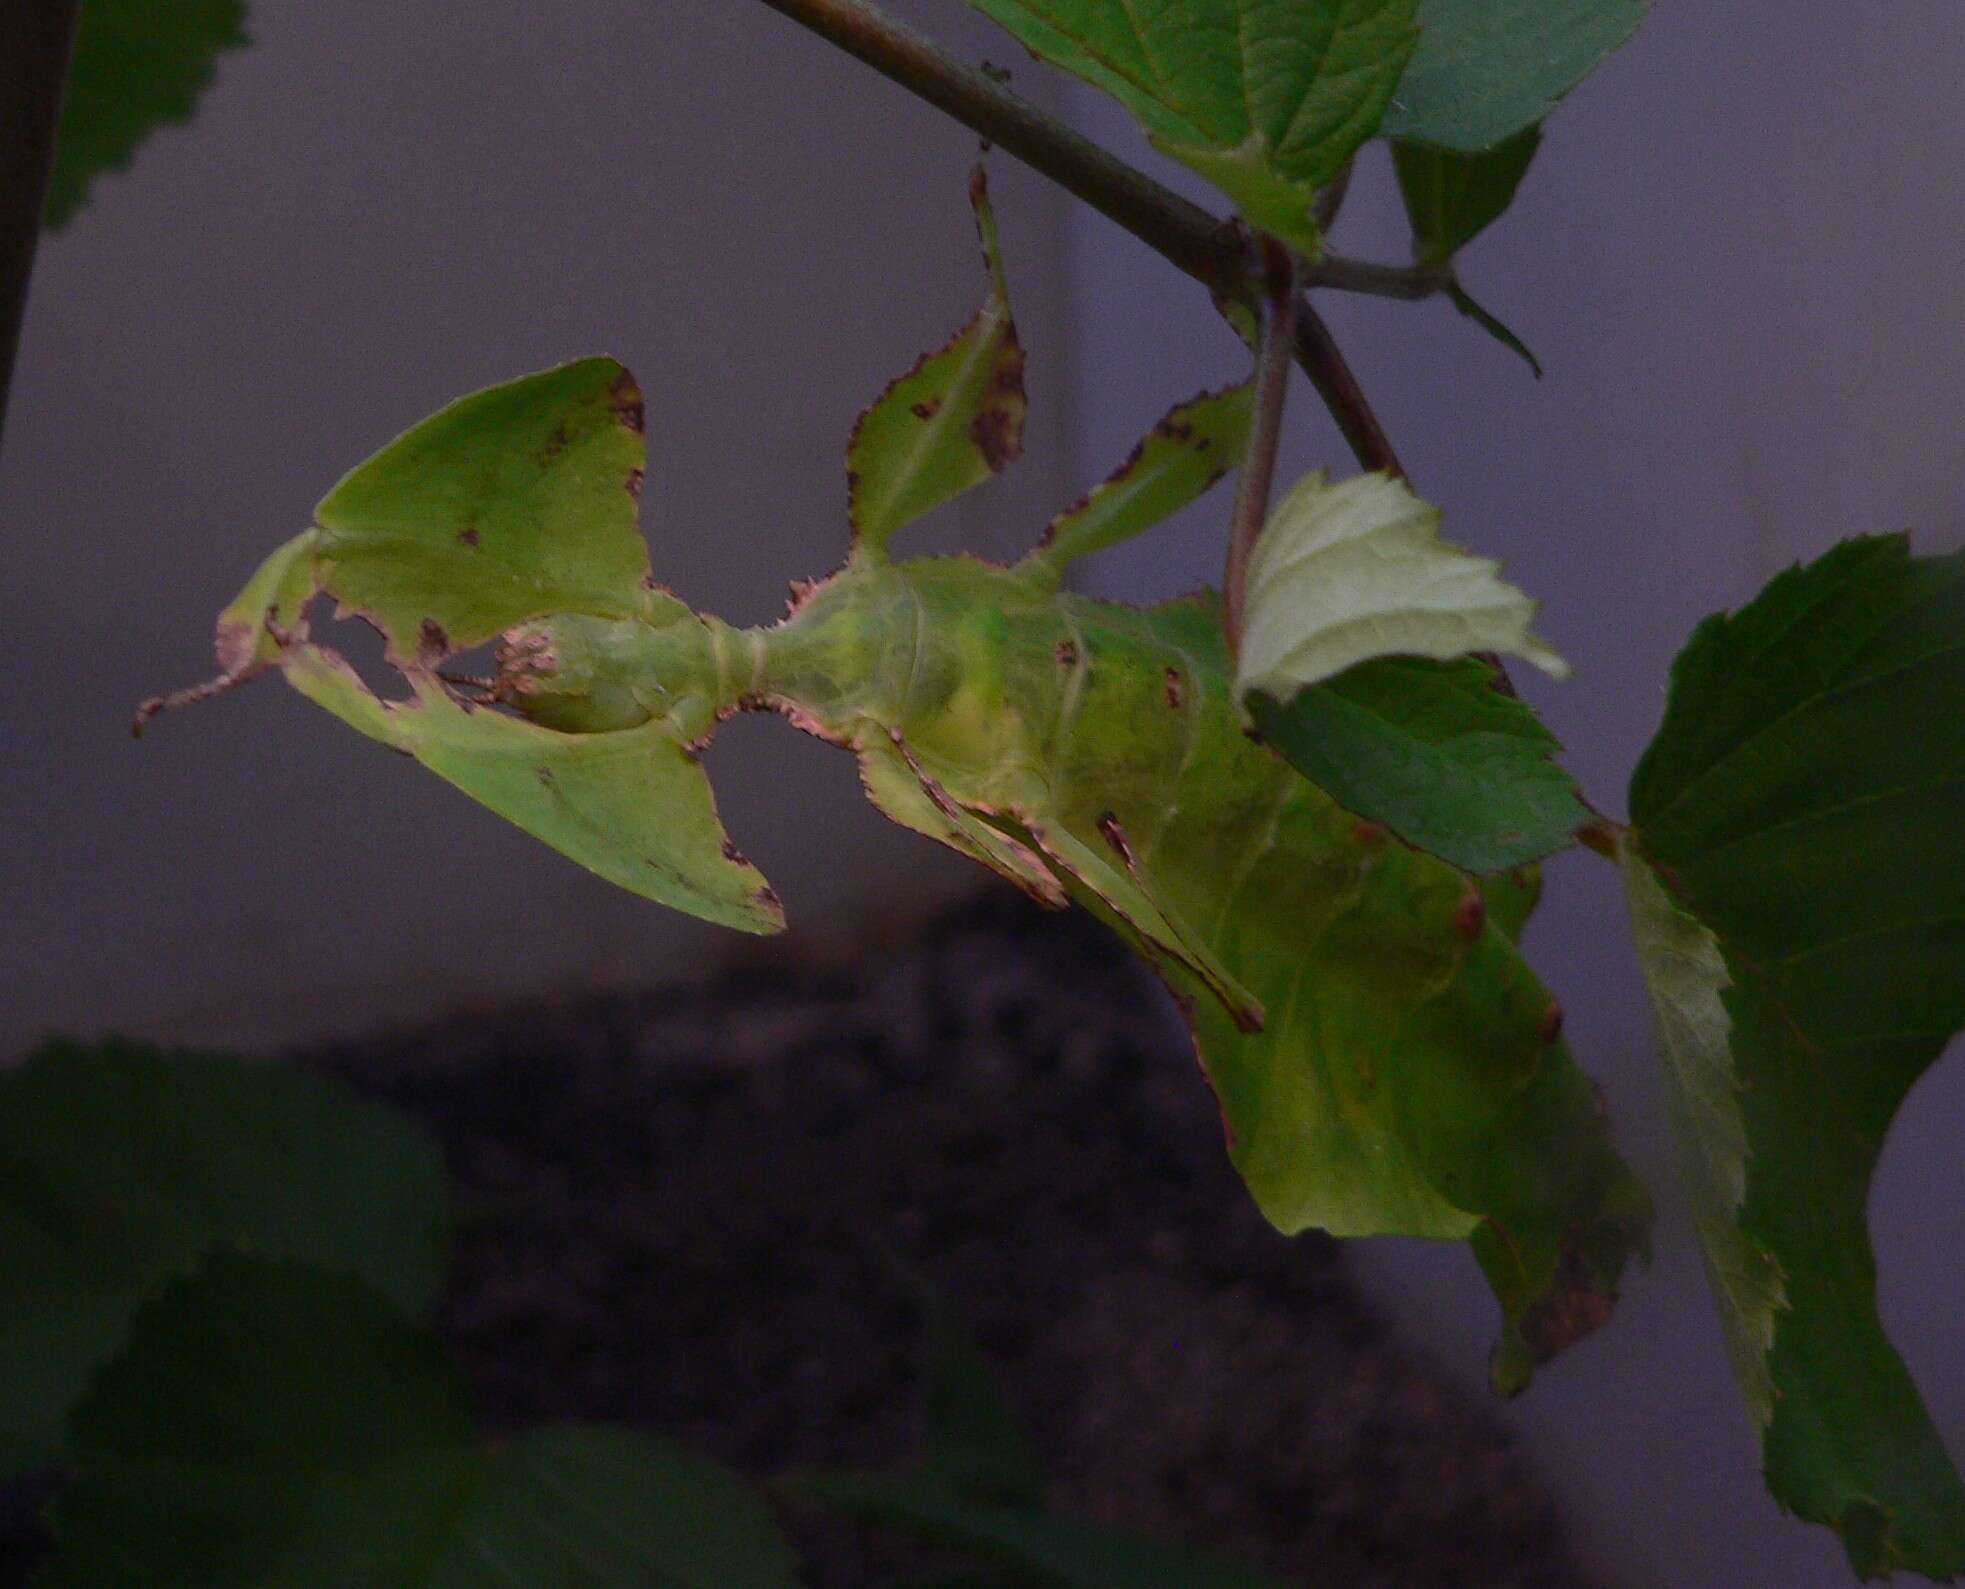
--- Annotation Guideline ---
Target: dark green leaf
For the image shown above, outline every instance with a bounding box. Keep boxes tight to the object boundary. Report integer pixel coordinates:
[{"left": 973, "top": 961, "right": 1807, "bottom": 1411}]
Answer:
[
  {"left": 1627, "top": 534, "right": 1965, "bottom": 1579},
  {"left": 801, "top": 1473, "right": 1285, "bottom": 1589},
  {"left": 963, "top": 0, "right": 1418, "bottom": 251},
  {"left": 916, "top": 1298, "right": 1045, "bottom": 1508},
  {"left": 42, "top": 1255, "right": 803, "bottom": 1586},
  {"left": 1249, "top": 654, "right": 1584, "bottom": 872},
  {"left": 45, "top": 0, "right": 249, "bottom": 230},
  {"left": 0, "top": 1039, "right": 446, "bottom": 1476},
  {"left": 1380, "top": 0, "right": 1643, "bottom": 152},
  {"left": 1392, "top": 127, "right": 1541, "bottom": 264},
  {"left": 1445, "top": 282, "right": 1543, "bottom": 376}
]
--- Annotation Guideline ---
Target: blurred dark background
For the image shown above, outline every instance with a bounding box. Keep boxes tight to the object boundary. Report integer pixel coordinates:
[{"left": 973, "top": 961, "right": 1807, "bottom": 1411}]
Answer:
[{"left": 3, "top": 2, "right": 1961, "bottom": 1583}]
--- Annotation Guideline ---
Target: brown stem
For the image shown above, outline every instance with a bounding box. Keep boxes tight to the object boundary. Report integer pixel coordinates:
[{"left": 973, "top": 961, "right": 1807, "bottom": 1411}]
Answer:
[
  {"left": 1290, "top": 299, "right": 1404, "bottom": 478},
  {"left": 0, "top": 0, "right": 81, "bottom": 452},
  {"left": 753, "top": 0, "right": 1250, "bottom": 296},
  {"left": 1222, "top": 240, "right": 1298, "bottom": 661}
]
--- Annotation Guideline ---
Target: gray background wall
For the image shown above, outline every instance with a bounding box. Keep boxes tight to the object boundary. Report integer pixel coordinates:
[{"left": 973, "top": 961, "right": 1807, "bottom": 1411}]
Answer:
[{"left": 4, "top": 3, "right": 1962, "bottom": 1585}]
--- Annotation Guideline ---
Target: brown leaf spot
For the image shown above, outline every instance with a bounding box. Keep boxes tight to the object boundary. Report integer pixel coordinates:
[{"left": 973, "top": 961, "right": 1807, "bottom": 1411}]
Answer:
[
  {"left": 1453, "top": 890, "right": 1487, "bottom": 940},
  {"left": 1516, "top": 1235, "right": 1617, "bottom": 1368},
  {"left": 969, "top": 402, "right": 1021, "bottom": 472},
  {"left": 1537, "top": 1000, "right": 1565, "bottom": 1045},
  {"left": 1163, "top": 666, "right": 1183, "bottom": 709},
  {"left": 417, "top": 618, "right": 450, "bottom": 666},
  {"left": 1054, "top": 638, "right": 1079, "bottom": 668},
  {"left": 457, "top": 522, "right": 480, "bottom": 547},
  {"left": 910, "top": 396, "right": 943, "bottom": 421},
  {"left": 609, "top": 369, "right": 646, "bottom": 434},
  {"left": 534, "top": 766, "right": 557, "bottom": 787},
  {"left": 721, "top": 838, "right": 747, "bottom": 865},
  {"left": 755, "top": 884, "right": 783, "bottom": 910},
  {"left": 1353, "top": 820, "right": 1387, "bottom": 848},
  {"left": 1154, "top": 418, "right": 1195, "bottom": 444},
  {"left": 539, "top": 421, "right": 571, "bottom": 462}
]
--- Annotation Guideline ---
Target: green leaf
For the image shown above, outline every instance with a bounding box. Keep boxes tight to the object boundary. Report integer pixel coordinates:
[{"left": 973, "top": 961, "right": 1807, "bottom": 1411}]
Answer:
[
  {"left": 284, "top": 646, "right": 785, "bottom": 934},
  {"left": 1618, "top": 845, "right": 1784, "bottom": 1431},
  {"left": 849, "top": 167, "right": 1026, "bottom": 558},
  {"left": 1392, "top": 127, "right": 1540, "bottom": 264},
  {"left": 963, "top": 0, "right": 1419, "bottom": 252},
  {"left": 0, "top": 1039, "right": 445, "bottom": 1477},
  {"left": 1379, "top": 0, "right": 1644, "bottom": 152},
  {"left": 1234, "top": 469, "right": 1566, "bottom": 716},
  {"left": 312, "top": 357, "right": 663, "bottom": 664},
  {"left": 1627, "top": 534, "right": 1965, "bottom": 1579},
  {"left": 42, "top": 1254, "right": 803, "bottom": 1587},
  {"left": 45, "top": 0, "right": 249, "bottom": 230},
  {"left": 1247, "top": 654, "right": 1586, "bottom": 872},
  {"left": 1027, "top": 385, "right": 1249, "bottom": 578}
]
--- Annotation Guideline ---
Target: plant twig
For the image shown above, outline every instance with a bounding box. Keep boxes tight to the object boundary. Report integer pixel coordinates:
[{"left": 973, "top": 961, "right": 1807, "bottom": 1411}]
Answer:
[
  {"left": 1222, "top": 240, "right": 1298, "bottom": 660},
  {"left": 1290, "top": 299, "right": 1405, "bottom": 479},
  {"left": 754, "top": 0, "right": 1250, "bottom": 296},
  {"left": 1311, "top": 255, "right": 1448, "bottom": 301},
  {"left": 0, "top": 0, "right": 81, "bottom": 453}
]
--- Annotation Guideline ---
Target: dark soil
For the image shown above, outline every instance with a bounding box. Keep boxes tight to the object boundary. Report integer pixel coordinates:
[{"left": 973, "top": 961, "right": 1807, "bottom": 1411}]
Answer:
[
  {"left": 0, "top": 893, "right": 1597, "bottom": 1585},
  {"left": 296, "top": 892, "right": 1599, "bottom": 1588}
]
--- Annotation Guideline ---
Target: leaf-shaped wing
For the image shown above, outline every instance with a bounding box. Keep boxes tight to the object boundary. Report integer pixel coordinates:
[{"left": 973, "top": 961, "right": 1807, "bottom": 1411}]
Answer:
[
  {"left": 287, "top": 648, "right": 783, "bottom": 934},
  {"left": 848, "top": 167, "right": 1026, "bottom": 559},
  {"left": 312, "top": 358, "right": 660, "bottom": 663},
  {"left": 1627, "top": 534, "right": 1965, "bottom": 1578}
]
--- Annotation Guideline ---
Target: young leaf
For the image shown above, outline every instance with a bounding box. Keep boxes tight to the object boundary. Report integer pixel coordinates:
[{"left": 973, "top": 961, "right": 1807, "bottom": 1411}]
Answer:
[
  {"left": 1027, "top": 384, "right": 1250, "bottom": 579},
  {"left": 962, "top": 0, "right": 1419, "bottom": 252},
  {"left": 1392, "top": 127, "right": 1541, "bottom": 265},
  {"left": 849, "top": 166, "right": 1026, "bottom": 558},
  {"left": 1627, "top": 534, "right": 1965, "bottom": 1579},
  {"left": 45, "top": 0, "right": 249, "bottom": 230},
  {"left": 41, "top": 1255, "right": 802, "bottom": 1587},
  {"left": 1235, "top": 470, "right": 1567, "bottom": 703},
  {"left": 0, "top": 1040, "right": 446, "bottom": 1476},
  {"left": 1246, "top": 654, "right": 1586, "bottom": 872},
  {"left": 285, "top": 647, "right": 785, "bottom": 934},
  {"left": 1379, "top": 0, "right": 1645, "bottom": 153}
]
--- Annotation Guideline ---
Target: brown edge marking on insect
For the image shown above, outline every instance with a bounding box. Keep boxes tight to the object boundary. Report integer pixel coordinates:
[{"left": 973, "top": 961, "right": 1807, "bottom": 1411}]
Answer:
[
  {"left": 910, "top": 396, "right": 943, "bottom": 421},
  {"left": 1512, "top": 1230, "right": 1619, "bottom": 1374},
  {"left": 1054, "top": 638, "right": 1079, "bottom": 668},
  {"left": 884, "top": 728, "right": 1068, "bottom": 909},
  {"left": 608, "top": 368, "right": 646, "bottom": 435},
  {"left": 457, "top": 519, "right": 481, "bottom": 548},
  {"left": 1536, "top": 1000, "right": 1565, "bottom": 1045},
  {"left": 1076, "top": 809, "right": 1262, "bottom": 1035},
  {"left": 625, "top": 467, "right": 644, "bottom": 499},
  {"left": 1453, "top": 888, "right": 1487, "bottom": 940},
  {"left": 1170, "top": 988, "right": 1240, "bottom": 1153},
  {"left": 1163, "top": 666, "right": 1184, "bottom": 709},
  {"left": 538, "top": 420, "right": 571, "bottom": 463}
]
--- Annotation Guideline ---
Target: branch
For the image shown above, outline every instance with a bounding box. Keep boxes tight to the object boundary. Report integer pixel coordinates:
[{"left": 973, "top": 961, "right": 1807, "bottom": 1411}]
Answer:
[
  {"left": 0, "top": 0, "right": 80, "bottom": 453},
  {"left": 1290, "top": 299, "right": 1404, "bottom": 479},
  {"left": 1222, "top": 239, "right": 1298, "bottom": 660},
  {"left": 754, "top": 0, "right": 1249, "bottom": 296}
]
